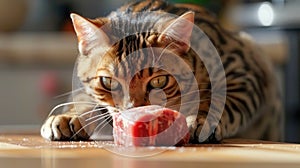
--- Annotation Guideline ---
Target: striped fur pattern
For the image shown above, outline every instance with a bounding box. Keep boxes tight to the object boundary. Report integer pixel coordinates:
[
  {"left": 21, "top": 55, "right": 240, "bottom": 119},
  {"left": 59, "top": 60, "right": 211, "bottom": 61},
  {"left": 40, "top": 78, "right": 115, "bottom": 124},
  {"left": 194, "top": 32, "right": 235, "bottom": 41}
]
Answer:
[{"left": 41, "top": 0, "right": 283, "bottom": 143}]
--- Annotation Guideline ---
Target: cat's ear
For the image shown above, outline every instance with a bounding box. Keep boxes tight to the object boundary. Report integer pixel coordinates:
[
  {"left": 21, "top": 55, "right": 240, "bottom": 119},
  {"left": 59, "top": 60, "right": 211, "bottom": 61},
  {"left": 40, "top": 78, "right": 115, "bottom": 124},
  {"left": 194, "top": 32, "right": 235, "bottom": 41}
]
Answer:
[
  {"left": 158, "top": 11, "right": 194, "bottom": 53},
  {"left": 70, "top": 13, "right": 110, "bottom": 55}
]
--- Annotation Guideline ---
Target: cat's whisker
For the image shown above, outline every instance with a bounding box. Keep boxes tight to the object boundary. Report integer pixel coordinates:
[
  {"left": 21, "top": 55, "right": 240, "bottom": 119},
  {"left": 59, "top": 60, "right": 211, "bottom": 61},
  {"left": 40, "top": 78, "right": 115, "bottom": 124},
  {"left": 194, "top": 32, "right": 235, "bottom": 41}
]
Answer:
[
  {"left": 92, "top": 104, "right": 100, "bottom": 110},
  {"left": 53, "top": 87, "right": 85, "bottom": 99},
  {"left": 70, "top": 114, "right": 111, "bottom": 140},
  {"left": 79, "top": 107, "right": 109, "bottom": 117},
  {"left": 85, "top": 112, "right": 111, "bottom": 122},
  {"left": 48, "top": 101, "right": 98, "bottom": 117},
  {"left": 94, "top": 117, "right": 113, "bottom": 136}
]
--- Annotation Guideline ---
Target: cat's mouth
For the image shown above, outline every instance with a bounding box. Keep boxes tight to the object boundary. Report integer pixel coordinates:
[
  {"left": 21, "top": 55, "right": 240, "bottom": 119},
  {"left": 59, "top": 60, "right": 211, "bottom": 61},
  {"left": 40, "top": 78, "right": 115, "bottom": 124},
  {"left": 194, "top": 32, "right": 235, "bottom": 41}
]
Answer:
[{"left": 95, "top": 105, "right": 167, "bottom": 127}]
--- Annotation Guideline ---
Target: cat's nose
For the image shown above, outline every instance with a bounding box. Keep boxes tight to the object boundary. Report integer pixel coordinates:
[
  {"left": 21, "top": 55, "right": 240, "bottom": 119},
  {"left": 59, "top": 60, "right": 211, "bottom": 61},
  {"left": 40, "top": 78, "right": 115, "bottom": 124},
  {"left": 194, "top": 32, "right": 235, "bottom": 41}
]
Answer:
[
  {"left": 130, "top": 95, "right": 152, "bottom": 107},
  {"left": 119, "top": 99, "right": 150, "bottom": 110},
  {"left": 115, "top": 98, "right": 137, "bottom": 110},
  {"left": 124, "top": 101, "right": 134, "bottom": 110}
]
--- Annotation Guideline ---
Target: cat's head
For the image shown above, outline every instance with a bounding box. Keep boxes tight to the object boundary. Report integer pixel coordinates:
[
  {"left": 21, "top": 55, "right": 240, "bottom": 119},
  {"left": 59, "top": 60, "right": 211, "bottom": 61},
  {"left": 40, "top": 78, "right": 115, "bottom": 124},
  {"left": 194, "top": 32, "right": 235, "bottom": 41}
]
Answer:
[{"left": 70, "top": 11, "right": 196, "bottom": 111}]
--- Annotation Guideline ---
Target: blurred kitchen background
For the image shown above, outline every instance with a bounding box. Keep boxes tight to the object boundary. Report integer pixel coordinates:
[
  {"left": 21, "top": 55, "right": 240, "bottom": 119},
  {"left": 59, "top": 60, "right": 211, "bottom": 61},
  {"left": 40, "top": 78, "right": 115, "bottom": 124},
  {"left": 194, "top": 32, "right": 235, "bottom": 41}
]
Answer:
[{"left": 0, "top": 0, "right": 299, "bottom": 142}]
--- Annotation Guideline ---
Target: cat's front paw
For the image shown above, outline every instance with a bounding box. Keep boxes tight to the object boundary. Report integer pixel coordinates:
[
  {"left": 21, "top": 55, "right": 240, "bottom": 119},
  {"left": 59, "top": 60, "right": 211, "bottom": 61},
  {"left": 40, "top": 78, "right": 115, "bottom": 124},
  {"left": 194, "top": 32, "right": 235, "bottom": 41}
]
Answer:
[
  {"left": 190, "top": 124, "right": 223, "bottom": 143},
  {"left": 40, "top": 115, "right": 90, "bottom": 141}
]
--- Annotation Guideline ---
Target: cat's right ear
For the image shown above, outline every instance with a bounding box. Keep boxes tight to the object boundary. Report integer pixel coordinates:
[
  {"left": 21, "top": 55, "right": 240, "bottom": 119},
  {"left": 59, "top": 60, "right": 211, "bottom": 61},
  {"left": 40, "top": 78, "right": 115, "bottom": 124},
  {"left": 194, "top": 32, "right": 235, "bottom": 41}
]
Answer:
[
  {"left": 70, "top": 13, "right": 110, "bottom": 55},
  {"left": 157, "top": 12, "right": 194, "bottom": 54}
]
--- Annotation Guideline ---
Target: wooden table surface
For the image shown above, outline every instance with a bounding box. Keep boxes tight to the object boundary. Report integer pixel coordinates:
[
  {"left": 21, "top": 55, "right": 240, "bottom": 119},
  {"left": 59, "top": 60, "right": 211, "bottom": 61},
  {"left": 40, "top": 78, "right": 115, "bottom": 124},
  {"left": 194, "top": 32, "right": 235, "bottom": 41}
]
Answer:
[{"left": 0, "top": 134, "right": 300, "bottom": 168}]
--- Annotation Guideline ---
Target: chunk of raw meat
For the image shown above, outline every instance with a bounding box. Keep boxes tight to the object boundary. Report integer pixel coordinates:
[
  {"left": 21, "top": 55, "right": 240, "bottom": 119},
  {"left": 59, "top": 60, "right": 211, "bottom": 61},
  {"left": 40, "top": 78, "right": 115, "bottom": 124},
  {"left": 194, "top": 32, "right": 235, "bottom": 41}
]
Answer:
[{"left": 113, "top": 105, "right": 190, "bottom": 146}]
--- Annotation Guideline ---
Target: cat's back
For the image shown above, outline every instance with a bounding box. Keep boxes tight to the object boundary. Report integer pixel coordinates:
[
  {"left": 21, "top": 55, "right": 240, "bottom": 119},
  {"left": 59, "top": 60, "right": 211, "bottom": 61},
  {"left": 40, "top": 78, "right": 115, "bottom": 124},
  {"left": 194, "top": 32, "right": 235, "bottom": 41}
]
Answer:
[{"left": 116, "top": 0, "right": 215, "bottom": 21}]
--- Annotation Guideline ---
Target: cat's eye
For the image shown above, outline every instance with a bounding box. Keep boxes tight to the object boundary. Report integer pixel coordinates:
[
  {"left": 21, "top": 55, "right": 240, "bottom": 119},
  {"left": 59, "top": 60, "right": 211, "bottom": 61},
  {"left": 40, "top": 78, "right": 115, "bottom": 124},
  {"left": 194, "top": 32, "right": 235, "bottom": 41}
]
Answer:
[
  {"left": 100, "top": 77, "right": 120, "bottom": 91},
  {"left": 149, "top": 76, "right": 168, "bottom": 89}
]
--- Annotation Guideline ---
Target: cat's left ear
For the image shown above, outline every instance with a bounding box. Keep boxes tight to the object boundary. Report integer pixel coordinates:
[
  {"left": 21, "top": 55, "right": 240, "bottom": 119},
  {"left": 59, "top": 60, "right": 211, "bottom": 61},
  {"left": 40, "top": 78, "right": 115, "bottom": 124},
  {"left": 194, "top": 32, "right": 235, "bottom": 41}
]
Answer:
[
  {"left": 70, "top": 13, "right": 110, "bottom": 56},
  {"left": 158, "top": 11, "right": 194, "bottom": 53}
]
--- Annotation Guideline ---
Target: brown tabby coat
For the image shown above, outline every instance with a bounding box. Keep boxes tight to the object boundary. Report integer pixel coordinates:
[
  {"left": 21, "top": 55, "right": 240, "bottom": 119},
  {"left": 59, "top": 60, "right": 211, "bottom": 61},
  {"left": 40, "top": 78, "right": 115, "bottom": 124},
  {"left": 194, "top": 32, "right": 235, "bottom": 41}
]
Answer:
[{"left": 41, "top": 0, "right": 283, "bottom": 143}]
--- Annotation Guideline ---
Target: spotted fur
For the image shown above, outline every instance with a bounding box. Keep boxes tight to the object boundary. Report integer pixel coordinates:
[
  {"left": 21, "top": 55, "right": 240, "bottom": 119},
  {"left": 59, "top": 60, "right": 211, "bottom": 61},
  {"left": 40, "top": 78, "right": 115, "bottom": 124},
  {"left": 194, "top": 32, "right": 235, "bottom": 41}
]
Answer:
[{"left": 41, "top": 0, "right": 283, "bottom": 143}]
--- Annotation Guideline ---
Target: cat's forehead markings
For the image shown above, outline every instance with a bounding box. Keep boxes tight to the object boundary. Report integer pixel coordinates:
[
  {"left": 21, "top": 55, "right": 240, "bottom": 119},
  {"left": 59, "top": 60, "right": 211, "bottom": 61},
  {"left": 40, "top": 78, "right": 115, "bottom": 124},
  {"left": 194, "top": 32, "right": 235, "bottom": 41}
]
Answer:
[{"left": 152, "top": 68, "right": 162, "bottom": 73}]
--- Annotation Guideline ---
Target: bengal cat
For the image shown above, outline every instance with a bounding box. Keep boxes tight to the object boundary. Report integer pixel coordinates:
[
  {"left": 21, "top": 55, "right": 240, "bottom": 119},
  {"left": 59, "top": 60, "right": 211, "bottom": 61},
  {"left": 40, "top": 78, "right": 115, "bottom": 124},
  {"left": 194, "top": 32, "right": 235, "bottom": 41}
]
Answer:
[{"left": 41, "top": 0, "right": 283, "bottom": 143}]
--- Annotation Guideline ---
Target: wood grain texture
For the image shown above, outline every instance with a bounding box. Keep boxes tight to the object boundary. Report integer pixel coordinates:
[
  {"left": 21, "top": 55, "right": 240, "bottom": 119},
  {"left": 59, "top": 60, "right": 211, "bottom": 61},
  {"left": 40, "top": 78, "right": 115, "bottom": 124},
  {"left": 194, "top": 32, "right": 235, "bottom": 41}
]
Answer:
[{"left": 0, "top": 134, "right": 300, "bottom": 168}]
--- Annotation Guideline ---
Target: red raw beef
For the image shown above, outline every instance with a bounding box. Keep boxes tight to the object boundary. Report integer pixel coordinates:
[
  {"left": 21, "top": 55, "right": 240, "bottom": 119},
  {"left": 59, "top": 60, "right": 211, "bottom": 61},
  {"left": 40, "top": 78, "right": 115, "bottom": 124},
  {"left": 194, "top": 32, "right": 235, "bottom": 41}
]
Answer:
[{"left": 113, "top": 105, "right": 190, "bottom": 146}]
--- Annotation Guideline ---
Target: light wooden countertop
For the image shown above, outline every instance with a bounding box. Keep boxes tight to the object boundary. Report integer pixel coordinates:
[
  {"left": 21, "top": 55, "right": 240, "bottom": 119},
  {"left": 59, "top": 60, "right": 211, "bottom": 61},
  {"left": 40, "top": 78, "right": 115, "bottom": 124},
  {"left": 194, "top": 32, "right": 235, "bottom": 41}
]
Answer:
[{"left": 0, "top": 134, "right": 299, "bottom": 168}]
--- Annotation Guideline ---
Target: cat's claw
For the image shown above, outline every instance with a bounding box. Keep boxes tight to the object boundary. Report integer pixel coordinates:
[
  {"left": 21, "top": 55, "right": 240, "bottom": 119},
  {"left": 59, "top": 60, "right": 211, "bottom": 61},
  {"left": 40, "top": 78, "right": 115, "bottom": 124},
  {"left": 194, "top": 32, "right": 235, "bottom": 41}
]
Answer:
[{"left": 40, "top": 115, "right": 90, "bottom": 141}]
